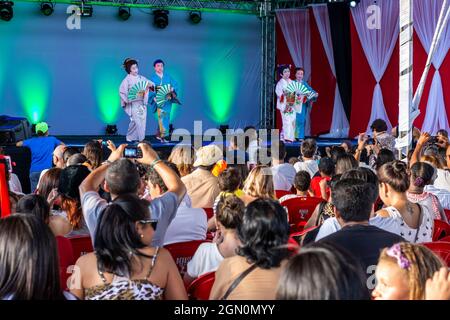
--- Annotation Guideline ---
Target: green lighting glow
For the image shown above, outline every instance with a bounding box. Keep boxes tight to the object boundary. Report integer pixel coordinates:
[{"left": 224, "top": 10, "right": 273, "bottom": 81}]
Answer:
[
  {"left": 203, "top": 60, "right": 239, "bottom": 124},
  {"left": 94, "top": 70, "right": 122, "bottom": 124},
  {"left": 16, "top": 64, "right": 50, "bottom": 124}
]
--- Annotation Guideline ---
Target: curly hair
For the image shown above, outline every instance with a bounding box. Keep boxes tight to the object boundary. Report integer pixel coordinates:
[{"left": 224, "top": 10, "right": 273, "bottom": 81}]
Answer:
[{"left": 237, "top": 199, "right": 290, "bottom": 269}]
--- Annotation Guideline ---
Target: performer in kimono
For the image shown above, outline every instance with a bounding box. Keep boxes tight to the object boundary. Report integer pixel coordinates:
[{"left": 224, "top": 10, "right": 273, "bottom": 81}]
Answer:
[
  {"left": 119, "top": 58, "right": 155, "bottom": 142},
  {"left": 275, "top": 65, "right": 296, "bottom": 143},
  {"left": 294, "top": 67, "right": 318, "bottom": 141},
  {"left": 150, "top": 59, "right": 179, "bottom": 143}
]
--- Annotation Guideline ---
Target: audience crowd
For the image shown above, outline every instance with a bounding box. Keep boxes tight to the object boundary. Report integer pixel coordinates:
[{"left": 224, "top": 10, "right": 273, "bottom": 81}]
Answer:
[{"left": 1, "top": 118, "right": 450, "bottom": 300}]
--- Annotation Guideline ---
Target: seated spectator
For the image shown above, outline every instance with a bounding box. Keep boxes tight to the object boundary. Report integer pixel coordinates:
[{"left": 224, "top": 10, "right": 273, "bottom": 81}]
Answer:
[
  {"left": 213, "top": 167, "right": 244, "bottom": 214},
  {"left": 335, "top": 153, "right": 359, "bottom": 175},
  {"left": 0, "top": 214, "right": 75, "bottom": 300},
  {"left": 421, "top": 155, "right": 450, "bottom": 210},
  {"left": 66, "top": 153, "right": 89, "bottom": 167},
  {"left": 374, "top": 149, "right": 396, "bottom": 171},
  {"left": 185, "top": 196, "right": 245, "bottom": 286},
  {"left": 276, "top": 243, "right": 370, "bottom": 300},
  {"left": 168, "top": 145, "right": 195, "bottom": 177},
  {"left": 36, "top": 167, "right": 62, "bottom": 202},
  {"left": 376, "top": 161, "right": 434, "bottom": 243},
  {"left": 69, "top": 194, "right": 187, "bottom": 300},
  {"left": 319, "top": 179, "right": 404, "bottom": 277},
  {"left": 407, "top": 162, "right": 447, "bottom": 221},
  {"left": 54, "top": 165, "right": 91, "bottom": 237},
  {"left": 271, "top": 140, "right": 296, "bottom": 191},
  {"left": 144, "top": 160, "right": 207, "bottom": 246},
  {"left": 227, "top": 134, "right": 248, "bottom": 165},
  {"left": 373, "top": 242, "right": 445, "bottom": 300},
  {"left": 294, "top": 139, "right": 319, "bottom": 177},
  {"left": 310, "top": 157, "right": 335, "bottom": 199},
  {"left": 210, "top": 199, "right": 290, "bottom": 300},
  {"left": 240, "top": 165, "right": 275, "bottom": 206},
  {"left": 17, "top": 194, "right": 50, "bottom": 224},
  {"left": 181, "top": 144, "right": 221, "bottom": 208},
  {"left": 36, "top": 143, "right": 67, "bottom": 191},
  {"left": 279, "top": 171, "right": 313, "bottom": 202},
  {"left": 79, "top": 143, "right": 186, "bottom": 247},
  {"left": 62, "top": 147, "right": 79, "bottom": 166},
  {"left": 82, "top": 140, "right": 103, "bottom": 170}
]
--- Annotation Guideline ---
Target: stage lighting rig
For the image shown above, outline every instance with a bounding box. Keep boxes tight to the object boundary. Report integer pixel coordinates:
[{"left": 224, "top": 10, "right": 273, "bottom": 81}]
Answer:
[
  {"left": 0, "top": 1, "right": 14, "bottom": 21},
  {"left": 118, "top": 6, "right": 130, "bottom": 20},
  {"left": 153, "top": 9, "right": 169, "bottom": 29},
  {"left": 40, "top": 2, "right": 54, "bottom": 16},
  {"left": 74, "top": 1, "right": 92, "bottom": 17},
  {"left": 189, "top": 11, "right": 201, "bottom": 24}
]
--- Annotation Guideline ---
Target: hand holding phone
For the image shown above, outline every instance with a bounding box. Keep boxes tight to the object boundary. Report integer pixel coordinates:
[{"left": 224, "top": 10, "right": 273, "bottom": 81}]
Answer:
[{"left": 124, "top": 146, "right": 143, "bottom": 159}]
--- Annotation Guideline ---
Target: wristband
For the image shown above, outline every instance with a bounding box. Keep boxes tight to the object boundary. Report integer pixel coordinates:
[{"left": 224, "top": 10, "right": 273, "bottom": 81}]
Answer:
[
  {"left": 102, "top": 160, "right": 113, "bottom": 166},
  {"left": 150, "top": 159, "right": 162, "bottom": 168}
]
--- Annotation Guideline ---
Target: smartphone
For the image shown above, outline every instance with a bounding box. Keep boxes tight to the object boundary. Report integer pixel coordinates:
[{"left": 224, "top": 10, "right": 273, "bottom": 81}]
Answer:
[
  {"left": 3, "top": 155, "right": 12, "bottom": 173},
  {"left": 124, "top": 146, "right": 143, "bottom": 159},
  {"left": 429, "top": 136, "right": 439, "bottom": 144}
]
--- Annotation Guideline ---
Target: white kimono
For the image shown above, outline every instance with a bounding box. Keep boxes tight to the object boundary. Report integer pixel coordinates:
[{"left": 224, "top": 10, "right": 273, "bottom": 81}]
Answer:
[{"left": 275, "top": 78, "right": 296, "bottom": 142}]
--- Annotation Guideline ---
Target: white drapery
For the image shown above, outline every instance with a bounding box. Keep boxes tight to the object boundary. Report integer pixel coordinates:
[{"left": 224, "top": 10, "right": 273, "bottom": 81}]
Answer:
[
  {"left": 414, "top": 0, "right": 450, "bottom": 134},
  {"left": 313, "top": 5, "right": 349, "bottom": 138},
  {"left": 275, "top": 9, "right": 311, "bottom": 81},
  {"left": 351, "top": 0, "right": 399, "bottom": 135}
]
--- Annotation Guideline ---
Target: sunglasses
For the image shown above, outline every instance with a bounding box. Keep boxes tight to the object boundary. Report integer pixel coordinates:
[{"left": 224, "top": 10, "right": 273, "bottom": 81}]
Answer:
[{"left": 139, "top": 219, "right": 158, "bottom": 230}]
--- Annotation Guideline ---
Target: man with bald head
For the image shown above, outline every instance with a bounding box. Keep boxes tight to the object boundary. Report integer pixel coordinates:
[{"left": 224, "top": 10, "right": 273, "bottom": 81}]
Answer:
[{"left": 36, "top": 144, "right": 68, "bottom": 192}]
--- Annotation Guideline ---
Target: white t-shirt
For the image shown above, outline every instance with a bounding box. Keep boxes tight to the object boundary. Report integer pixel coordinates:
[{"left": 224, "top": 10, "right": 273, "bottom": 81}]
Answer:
[
  {"left": 294, "top": 160, "right": 319, "bottom": 177},
  {"left": 163, "top": 195, "right": 207, "bottom": 246},
  {"left": 271, "top": 163, "right": 296, "bottom": 191},
  {"left": 186, "top": 242, "right": 224, "bottom": 278},
  {"left": 434, "top": 169, "right": 450, "bottom": 192}
]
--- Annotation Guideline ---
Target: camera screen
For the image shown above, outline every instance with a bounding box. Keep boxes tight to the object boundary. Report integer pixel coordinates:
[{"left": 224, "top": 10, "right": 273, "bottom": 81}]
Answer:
[{"left": 124, "top": 148, "right": 137, "bottom": 157}]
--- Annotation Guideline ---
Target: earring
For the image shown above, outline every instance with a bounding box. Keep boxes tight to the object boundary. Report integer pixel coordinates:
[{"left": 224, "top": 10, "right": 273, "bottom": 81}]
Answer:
[{"left": 140, "top": 234, "right": 144, "bottom": 238}]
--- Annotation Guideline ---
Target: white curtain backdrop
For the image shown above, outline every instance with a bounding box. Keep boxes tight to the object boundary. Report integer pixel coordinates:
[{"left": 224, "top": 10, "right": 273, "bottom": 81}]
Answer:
[
  {"left": 276, "top": 9, "right": 312, "bottom": 135},
  {"left": 351, "top": 0, "right": 399, "bottom": 135},
  {"left": 276, "top": 9, "right": 311, "bottom": 81},
  {"left": 313, "top": 5, "right": 349, "bottom": 138},
  {"left": 414, "top": 0, "right": 450, "bottom": 134}
]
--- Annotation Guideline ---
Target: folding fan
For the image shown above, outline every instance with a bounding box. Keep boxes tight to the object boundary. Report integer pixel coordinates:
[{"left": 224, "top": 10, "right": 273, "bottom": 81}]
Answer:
[
  {"left": 128, "top": 81, "right": 149, "bottom": 101},
  {"left": 155, "top": 84, "right": 173, "bottom": 107},
  {"left": 286, "top": 81, "right": 312, "bottom": 96}
]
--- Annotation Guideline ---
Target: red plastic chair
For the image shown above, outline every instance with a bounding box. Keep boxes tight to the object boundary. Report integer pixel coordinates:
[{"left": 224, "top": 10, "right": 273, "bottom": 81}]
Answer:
[
  {"left": 187, "top": 271, "right": 216, "bottom": 300},
  {"left": 280, "top": 197, "right": 323, "bottom": 233},
  {"left": 439, "top": 235, "right": 450, "bottom": 243},
  {"left": 68, "top": 235, "right": 94, "bottom": 261},
  {"left": 203, "top": 208, "right": 214, "bottom": 220},
  {"left": 275, "top": 190, "right": 292, "bottom": 200},
  {"left": 423, "top": 242, "right": 450, "bottom": 266},
  {"left": 164, "top": 240, "right": 209, "bottom": 277},
  {"left": 444, "top": 209, "right": 450, "bottom": 222},
  {"left": 289, "top": 226, "right": 319, "bottom": 247},
  {"left": 56, "top": 236, "right": 76, "bottom": 290},
  {"left": 432, "top": 220, "right": 450, "bottom": 241},
  {"left": 0, "top": 157, "right": 11, "bottom": 218}
]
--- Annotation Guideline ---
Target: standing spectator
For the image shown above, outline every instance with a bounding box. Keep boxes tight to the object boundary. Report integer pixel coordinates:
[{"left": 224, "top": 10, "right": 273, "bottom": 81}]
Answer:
[
  {"left": 276, "top": 243, "right": 370, "bottom": 300},
  {"left": 16, "top": 122, "right": 64, "bottom": 192},
  {"left": 69, "top": 194, "right": 187, "bottom": 300},
  {"left": 210, "top": 199, "right": 290, "bottom": 300},
  {"left": 271, "top": 140, "right": 296, "bottom": 191},
  {"left": 79, "top": 143, "right": 186, "bottom": 247},
  {"left": 294, "top": 139, "right": 319, "bottom": 177},
  {"left": 181, "top": 144, "right": 222, "bottom": 208},
  {"left": 373, "top": 243, "right": 445, "bottom": 300}
]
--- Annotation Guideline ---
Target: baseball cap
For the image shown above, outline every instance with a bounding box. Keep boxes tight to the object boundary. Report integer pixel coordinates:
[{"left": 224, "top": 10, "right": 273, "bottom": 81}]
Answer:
[
  {"left": 193, "top": 145, "right": 223, "bottom": 167},
  {"left": 35, "top": 122, "right": 49, "bottom": 134}
]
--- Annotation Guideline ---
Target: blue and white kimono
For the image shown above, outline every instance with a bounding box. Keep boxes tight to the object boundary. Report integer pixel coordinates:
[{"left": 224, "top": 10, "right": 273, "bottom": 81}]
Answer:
[
  {"left": 150, "top": 72, "right": 179, "bottom": 139},
  {"left": 293, "top": 80, "right": 317, "bottom": 140}
]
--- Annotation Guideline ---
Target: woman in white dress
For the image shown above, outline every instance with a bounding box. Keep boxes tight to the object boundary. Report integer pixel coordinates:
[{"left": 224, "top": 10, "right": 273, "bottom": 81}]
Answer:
[{"left": 275, "top": 65, "right": 296, "bottom": 143}]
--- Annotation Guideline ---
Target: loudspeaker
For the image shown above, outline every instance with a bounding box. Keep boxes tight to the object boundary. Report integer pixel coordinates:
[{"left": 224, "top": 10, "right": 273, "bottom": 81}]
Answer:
[{"left": 0, "top": 115, "right": 32, "bottom": 145}]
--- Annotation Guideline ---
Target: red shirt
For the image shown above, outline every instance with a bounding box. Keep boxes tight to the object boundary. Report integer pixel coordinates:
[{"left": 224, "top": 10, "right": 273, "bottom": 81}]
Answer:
[{"left": 310, "top": 176, "right": 331, "bottom": 199}]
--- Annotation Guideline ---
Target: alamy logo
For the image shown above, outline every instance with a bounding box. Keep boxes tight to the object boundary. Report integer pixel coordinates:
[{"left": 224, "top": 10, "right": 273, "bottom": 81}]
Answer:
[
  {"left": 366, "top": 5, "right": 381, "bottom": 30},
  {"left": 66, "top": 5, "right": 81, "bottom": 30}
]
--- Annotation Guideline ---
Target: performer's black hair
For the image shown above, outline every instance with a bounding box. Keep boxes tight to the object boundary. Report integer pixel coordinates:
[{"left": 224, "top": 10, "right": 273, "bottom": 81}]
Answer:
[
  {"left": 278, "top": 64, "right": 291, "bottom": 76},
  {"left": 123, "top": 58, "right": 138, "bottom": 74},
  {"left": 153, "top": 59, "right": 165, "bottom": 67},
  {"left": 295, "top": 67, "right": 305, "bottom": 73}
]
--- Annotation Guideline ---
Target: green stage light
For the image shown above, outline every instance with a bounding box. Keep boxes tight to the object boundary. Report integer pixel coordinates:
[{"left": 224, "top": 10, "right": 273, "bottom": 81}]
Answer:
[{"left": 94, "top": 71, "right": 121, "bottom": 125}]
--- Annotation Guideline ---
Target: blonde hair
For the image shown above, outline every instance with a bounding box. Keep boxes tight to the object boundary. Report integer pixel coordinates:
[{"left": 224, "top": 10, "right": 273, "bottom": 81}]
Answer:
[
  {"left": 378, "top": 242, "right": 445, "bottom": 300},
  {"left": 168, "top": 145, "right": 195, "bottom": 177},
  {"left": 242, "top": 165, "right": 275, "bottom": 199}
]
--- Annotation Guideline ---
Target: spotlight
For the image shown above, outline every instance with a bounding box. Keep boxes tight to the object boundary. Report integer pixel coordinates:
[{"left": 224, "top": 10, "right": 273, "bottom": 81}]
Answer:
[
  {"left": 40, "top": 2, "right": 54, "bottom": 16},
  {"left": 0, "top": 1, "right": 14, "bottom": 21},
  {"left": 78, "top": 2, "right": 92, "bottom": 17},
  {"left": 153, "top": 9, "right": 168, "bottom": 29},
  {"left": 118, "top": 6, "right": 130, "bottom": 21},
  {"left": 106, "top": 124, "right": 118, "bottom": 135},
  {"left": 349, "top": 0, "right": 360, "bottom": 8},
  {"left": 189, "top": 11, "right": 201, "bottom": 24}
]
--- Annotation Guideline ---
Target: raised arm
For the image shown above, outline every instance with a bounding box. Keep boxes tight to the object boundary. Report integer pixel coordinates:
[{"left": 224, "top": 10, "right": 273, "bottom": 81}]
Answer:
[
  {"left": 137, "top": 143, "right": 186, "bottom": 204},
  {"left": 410, "top": 132, "right": 430, "bottom": 167},
  {"left": 354, "top": 133, "right": 368, "bottom": 162}
]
